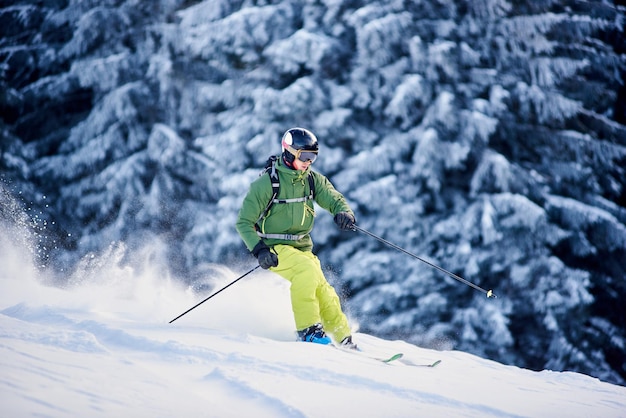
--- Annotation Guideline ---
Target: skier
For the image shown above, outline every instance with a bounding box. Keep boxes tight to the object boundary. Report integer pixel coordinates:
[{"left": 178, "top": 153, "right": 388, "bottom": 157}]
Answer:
[{"left": 236, "top": 127, "right": 357, "bottom": 349}]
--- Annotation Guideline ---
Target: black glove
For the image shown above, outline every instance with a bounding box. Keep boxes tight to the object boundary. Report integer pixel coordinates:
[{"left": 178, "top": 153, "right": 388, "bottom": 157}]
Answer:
[
  {"left": 334, "top": 212, "right": 356, "bottom": 230},
  {"left": 252, "top": 242, "right": 278, "bottom": 269}
]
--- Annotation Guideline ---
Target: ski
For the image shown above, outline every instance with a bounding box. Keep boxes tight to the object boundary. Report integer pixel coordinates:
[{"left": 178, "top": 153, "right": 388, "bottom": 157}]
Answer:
[
  {"left": 334, "top": 345, "right": 404, "bottom": 364},
  {"left": 400, "top": 359, "right": 442, "bottom": 368},
  {"left": 329, "top": 343, "right": 439, "bottom": 367},
  {"left": 352, "top": 351, "right": 441, "bottom": 367},
  {"left": 379, "top": 352, "right": 404, "bottom": 364}
]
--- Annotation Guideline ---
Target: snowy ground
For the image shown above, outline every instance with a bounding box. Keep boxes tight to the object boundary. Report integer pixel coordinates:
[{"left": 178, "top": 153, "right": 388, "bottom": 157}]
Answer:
[{"left": 1, "top": 237, "right": 625, "bottom": 418}]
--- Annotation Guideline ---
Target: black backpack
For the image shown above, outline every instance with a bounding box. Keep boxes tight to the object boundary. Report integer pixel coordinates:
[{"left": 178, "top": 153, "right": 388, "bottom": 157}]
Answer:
[{"left": 256, "top": 156, "right": 316, "bottom": 226}]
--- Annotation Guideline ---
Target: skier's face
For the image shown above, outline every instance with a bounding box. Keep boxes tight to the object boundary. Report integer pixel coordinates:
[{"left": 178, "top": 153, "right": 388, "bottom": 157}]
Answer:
[{"left": 293, "top": 158, "right": 312, "bottom": 171}]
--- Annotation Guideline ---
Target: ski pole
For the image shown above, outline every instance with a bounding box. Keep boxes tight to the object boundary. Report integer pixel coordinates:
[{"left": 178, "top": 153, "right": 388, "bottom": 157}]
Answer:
[
  {"left": 169, "top": 265, "right": 261, "bottom": 323},
  {"left": 352, "top": 225, "right": 496, "bottom": 298}
]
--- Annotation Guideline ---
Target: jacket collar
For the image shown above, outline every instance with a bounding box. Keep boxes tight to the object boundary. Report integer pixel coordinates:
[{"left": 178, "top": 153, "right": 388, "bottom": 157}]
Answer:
[{"left": 276, "top": 155, "right": 311, "bottom": 181}]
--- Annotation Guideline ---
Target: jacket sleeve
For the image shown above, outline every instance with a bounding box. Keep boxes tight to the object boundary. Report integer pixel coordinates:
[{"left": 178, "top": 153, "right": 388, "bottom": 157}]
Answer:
[
  {"left": 311, "top": 172, "right": 355, "bottom": 217},
  {"left": 236, "top": 175, "right": 273, "bottom": 252}
]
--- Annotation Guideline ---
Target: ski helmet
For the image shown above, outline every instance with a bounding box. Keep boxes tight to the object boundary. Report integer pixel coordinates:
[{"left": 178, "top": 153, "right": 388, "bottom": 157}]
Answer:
[{"left": 281, "top": 127, "right": 319, "bottom": 165}]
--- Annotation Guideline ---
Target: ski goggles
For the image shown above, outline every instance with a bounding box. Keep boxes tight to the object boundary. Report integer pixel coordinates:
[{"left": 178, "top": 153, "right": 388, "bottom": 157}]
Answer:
[{"left": 286, "top": 145, "right": 318, "bottom": 163}]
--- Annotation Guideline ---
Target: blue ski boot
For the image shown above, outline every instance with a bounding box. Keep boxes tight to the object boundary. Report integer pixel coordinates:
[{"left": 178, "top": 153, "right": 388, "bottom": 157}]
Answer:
[{"left": 298, "top": 323, "right": 332, "bottom": 345}]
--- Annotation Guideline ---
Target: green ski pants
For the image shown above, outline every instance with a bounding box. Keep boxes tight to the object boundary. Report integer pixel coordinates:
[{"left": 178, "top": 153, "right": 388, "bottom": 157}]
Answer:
[{"left": 270, "top": 244, "right": 351, "bottom": 342}]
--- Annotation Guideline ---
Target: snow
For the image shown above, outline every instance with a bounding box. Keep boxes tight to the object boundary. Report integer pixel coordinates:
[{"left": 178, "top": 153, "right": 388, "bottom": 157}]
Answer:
[{"left": 2, "top": 237, "right": 625, "bottom": 418}]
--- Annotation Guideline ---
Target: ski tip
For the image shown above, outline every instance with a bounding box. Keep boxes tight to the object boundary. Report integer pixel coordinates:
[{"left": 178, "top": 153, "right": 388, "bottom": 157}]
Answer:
[
  {"left": 430, "top": 359, "right": 442, "bottom": 367},
  {"left": 383, "top": 353, "right": 404, "bottom": 363}
]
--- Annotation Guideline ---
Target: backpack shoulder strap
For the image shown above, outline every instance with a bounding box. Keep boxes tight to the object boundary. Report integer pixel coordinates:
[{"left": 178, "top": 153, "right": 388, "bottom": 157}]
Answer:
[
  {"left": 256, "top": 156, "right": 280, "bottom": 226},
  {"left": 266, "top": 156, "right": 280, "bottom": 197},
  {"left": 255, "top": 157, "right": 316, "bottom": 227}
]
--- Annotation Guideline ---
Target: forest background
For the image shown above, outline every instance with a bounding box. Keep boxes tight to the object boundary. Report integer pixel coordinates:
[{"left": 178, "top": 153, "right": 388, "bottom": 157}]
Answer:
[{"left": 1, "top": 0, "right": 625, "bottom": 385}]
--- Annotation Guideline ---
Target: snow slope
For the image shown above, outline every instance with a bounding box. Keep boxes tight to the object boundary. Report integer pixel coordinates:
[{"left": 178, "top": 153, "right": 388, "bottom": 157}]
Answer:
[{"left": 1, "top": 240, "right": 625, "bottom": 418}]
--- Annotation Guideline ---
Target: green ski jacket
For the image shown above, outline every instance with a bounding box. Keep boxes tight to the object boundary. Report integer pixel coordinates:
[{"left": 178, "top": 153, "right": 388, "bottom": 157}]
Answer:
[{"left": 236, "top": 157, "right": 354, "bottom": 253}]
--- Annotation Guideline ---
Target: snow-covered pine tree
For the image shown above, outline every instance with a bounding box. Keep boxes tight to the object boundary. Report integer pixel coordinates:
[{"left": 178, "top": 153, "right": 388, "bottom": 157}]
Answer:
[{"left": 1, "top": 0, "right": 625, "bottom": 385}]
